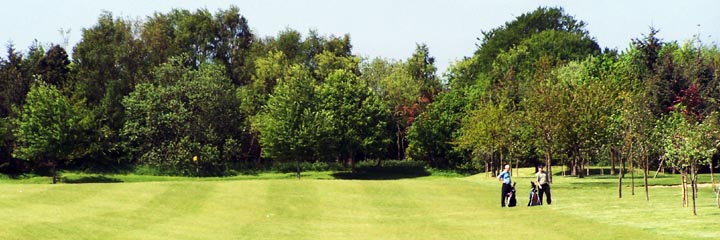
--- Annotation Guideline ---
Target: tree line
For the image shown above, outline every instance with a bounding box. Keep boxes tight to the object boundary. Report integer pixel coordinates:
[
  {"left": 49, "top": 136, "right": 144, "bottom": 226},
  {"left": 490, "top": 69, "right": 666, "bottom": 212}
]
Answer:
[
  {"left": 1, "top": 7, "right": 719, "bottom": 206},
  {"left": 0, "top": 6, "right": 439, "bottom": 178}
]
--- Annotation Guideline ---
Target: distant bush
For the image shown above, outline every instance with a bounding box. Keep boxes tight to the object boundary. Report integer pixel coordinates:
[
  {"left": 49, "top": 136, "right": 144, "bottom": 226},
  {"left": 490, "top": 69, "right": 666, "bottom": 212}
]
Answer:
[{"left": 271, "top": 161, "right": 347, "bottom": 173}]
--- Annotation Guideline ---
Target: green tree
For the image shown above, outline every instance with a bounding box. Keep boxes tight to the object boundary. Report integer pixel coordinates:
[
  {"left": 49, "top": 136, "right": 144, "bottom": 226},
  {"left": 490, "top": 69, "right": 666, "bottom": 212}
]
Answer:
[
  {"left": 313, "top": 50, "right": 360, "bottom": 80},
  {"left": 213, "top": 6, "right": 254, "bottom": 85},
  {"left": 318, "top": 69, "right": 391, "bottom": 170},
  {"left": 659, "top": 109, "right": 718, "bottom": 215},
  {"left": 407, "top": 87, "right": 476, "bottom": 169},
  {"left": 360, "top": 58, "right": 420, "bottom": 160},
  {"left": 473, "top": 7, "right": 591, "bottom": 74},
  {"left": 456, "top": 97, "right": 514, "bottom": 176},
  {"left": 253, "top": 65, "right": 335, "bottom": 178},
  {"left": 1, "top": 43, "right": 48, "bottom": 171},
  {"left": 0, "top": 45, "right": 27, "bottom": 167},
  {"left": 13, "top": 82, "right": 86, "bottom": 183},
  {"left": 522, "top": 60, "right": 564, "bottom": 183},
  {"left": 37, "top": 45, "right": 71, "bottom": 90},
  {"left": 122, "top": 59, "right": 243, "bottom": 176},
  {"left": 407, "top": 43, "right": 441, "bottom": 101}
]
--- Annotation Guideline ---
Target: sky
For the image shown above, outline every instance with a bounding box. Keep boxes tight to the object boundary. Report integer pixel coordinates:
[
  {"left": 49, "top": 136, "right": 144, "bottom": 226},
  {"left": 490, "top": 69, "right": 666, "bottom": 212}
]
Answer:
[{"left": 1, "top": 0, "right": 719, "bottom": 74}]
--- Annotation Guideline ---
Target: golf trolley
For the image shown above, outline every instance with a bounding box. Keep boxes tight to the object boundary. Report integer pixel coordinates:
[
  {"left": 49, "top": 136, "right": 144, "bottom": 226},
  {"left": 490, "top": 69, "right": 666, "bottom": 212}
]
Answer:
[
  {"left": 505, "top": 182, "right": 517, "bottom": 207},
  {"left": 528, "top": 182, "right": 541, "bottom": 206}
]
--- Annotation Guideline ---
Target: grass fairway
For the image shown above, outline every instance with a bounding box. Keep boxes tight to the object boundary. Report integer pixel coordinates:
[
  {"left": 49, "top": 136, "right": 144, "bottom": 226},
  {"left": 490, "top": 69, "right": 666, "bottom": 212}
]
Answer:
[{"left": 0, "top": 170, "right": 718, "bottom": 239}]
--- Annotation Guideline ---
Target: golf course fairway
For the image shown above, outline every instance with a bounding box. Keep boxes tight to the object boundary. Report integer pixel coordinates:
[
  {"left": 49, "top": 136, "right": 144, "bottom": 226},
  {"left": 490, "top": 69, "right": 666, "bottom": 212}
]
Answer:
[{"left": 1, "top": 171, "right": 717, "bottom": 239}]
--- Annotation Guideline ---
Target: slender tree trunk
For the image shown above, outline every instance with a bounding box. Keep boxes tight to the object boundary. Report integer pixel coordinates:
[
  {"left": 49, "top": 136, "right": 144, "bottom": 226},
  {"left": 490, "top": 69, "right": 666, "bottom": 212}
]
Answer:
[
  {"left": 682, "top": 169, "right": 688, "bottom": 207},
  {"left": 350, "top": 154, "right": 356, "bottom": 173},
  {"left": 691, "top": 162, "right": 697, "bottom": 216},
  {"left": 500, "top": 150, "right": 504, "bottom": 172},
  {"left": 618, "top": 156, "right": 623, "bottom": 199},
  {"left": 396, "top": 123, "right": 402, "bottom": 160},
  {"left": 631, "top": 155, "right": 635, "bottom": 196},
  {"left": 51, "top": 160, "right": 58, "bottom": 184},
  {"left": 296, "top": 159, "right": 301, "bottom": 180},
  {"left": 644, "top": 150, "right": 649, "bottom": 201},
  {"left": 491, "top": 152, "right": 496, "bottom": 177},
  {"left": 710, "top": 159, "right": 715, "bottom": 190},
  {"left": 498, "top": 152, "right": 502, "bottom": 176},
  {"left": 485, "top": 156, "right": 489, "bottom": 177},
  {"left": 247, "top": 133, "right": 257, "bottom": 165},
  {"left": 546, "top": 149, "right": 553, "bottom": 183},
  {"left": 711, "top": 159, "right": 719, "bottom": 208},
  {"left": 654, "top": 157, "right": 664, "bottom": 179},
  {"left": 484, "top": 158, "right": 489, "bottom": 177},
  {"left": 562, "top": 164, "right": 565, "bottom": 176},
  {"left": 586, "top": 158, "right": 590, "bottom": 177},
  {"left": 578, "top": 157, "right": 585, "bottom": 178},
  {"left": 490, "top": 152, "right": 494, "bottom": 177},
  {"left": 610, "top": 148, "right": 616, "bottom": 175},
  {"left": 717, "top": 186, "right": 720, "bottom": 209}
]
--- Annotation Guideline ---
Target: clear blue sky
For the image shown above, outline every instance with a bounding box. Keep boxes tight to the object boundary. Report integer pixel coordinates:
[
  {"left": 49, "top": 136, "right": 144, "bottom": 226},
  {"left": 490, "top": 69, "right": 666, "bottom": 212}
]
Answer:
[{"left": 1, "top": 0, "right": 718, "bottom": 74}]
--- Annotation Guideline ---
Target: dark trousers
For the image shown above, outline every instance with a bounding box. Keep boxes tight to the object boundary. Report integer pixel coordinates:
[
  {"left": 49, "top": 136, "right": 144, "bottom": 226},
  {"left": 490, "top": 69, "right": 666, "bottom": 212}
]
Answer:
[
  {"left": 501, "top": 183, "right": 512, "bottom": 207},
  {"left": 538, "top": 183, "right": 551, "bottom": 205}
]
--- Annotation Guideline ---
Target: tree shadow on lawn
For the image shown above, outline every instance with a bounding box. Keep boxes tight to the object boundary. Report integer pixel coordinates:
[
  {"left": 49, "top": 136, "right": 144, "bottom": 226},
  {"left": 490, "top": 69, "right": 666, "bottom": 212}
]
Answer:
[
  {"left": 63, "top": 175, "right": 124, "bottom": 184},
  {"left": 331, "top": 165, "right": 431, "bottom": 180}
]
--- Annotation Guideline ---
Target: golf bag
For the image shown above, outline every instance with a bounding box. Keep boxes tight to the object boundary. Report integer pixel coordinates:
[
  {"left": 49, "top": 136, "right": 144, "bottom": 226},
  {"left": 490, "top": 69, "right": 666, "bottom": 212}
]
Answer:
[
  {"left": 528, "top": 182, "right": 541, "bottom": 206},
  {"left": 506, "top": 182, "right": 517, "bottom": 207}
]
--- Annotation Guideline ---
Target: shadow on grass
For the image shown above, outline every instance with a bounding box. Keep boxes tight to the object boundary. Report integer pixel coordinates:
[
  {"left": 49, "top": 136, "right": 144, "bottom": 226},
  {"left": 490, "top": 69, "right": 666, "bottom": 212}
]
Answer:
[
  {"left": 331, "top": 163, "right": 431, "bottom": 180},
  {"left": 63, "top": 175, "right": 124, "bottom": 184}
]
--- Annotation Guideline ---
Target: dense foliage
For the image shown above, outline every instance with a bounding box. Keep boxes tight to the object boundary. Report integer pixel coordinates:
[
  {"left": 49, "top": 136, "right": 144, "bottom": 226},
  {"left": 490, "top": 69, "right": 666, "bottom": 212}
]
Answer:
[{"left": 1, "top": 6, "right": 719, "bottom": 191}]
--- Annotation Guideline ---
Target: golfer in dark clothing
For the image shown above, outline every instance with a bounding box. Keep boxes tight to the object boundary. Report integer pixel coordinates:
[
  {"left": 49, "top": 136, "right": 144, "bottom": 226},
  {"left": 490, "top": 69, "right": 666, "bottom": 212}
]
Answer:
[
  {"left": 534, "top": 166, "right": 551, "bottom": 205},
  {"left": 497, "top": 164, "right": 512, "bottom": 207}
]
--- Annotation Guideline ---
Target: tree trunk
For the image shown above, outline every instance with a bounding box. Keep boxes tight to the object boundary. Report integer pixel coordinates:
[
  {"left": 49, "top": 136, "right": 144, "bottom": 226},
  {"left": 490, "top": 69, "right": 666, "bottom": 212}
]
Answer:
[
  {"left": 484, "top": 157, "right": 489, "bottom": 177},
  {"left": 500, "top": 150, "right": 504, "bottom": 172},
  {"left": 692, "top": 175, "right": 697, "bottom": 216},
  {"left": 621, "top": 156, "right": 626, "bottom": 178},
  {"left": 396, "top": 123, "right": 402, "bottom": 160},
  {"left": 296, "top": 159, "right": 301, "bottom": 180},
  {"left": 586, "top": 158, "right": 590, "bottom": 177},
  {"left": 610, "top": 148, "right": 616, "bottom": 175},
  {"left": 515, "top": 158, "right": 519, "bottom": 177},
  {"left": 654, "top": 157, "right": 664, "bottom": 179},
  {"left": 51, "top": 161, "right": 58, "bottom": 184},
  {"left": 711, "top": 159, "right": 719, "bottom": 208},
  {"left": 350, "top": 154, "right": 356, "bottom": 173},
  {"left": 690, "top": 162, "right": 697, "bottom": 216},
  {"left": 546, "top": 149, "right": 553, "bottom": 183},
  {"left": 682, "top": 169, "right": 688, "bottom": 207},
  {"left": 618, "top": 156, "right": 623, "bottom": 199},
  {"left": 710, "top": 159, "right": 715, "bottom": 190},
  {"left": 491, "top": 152, "right": 496, "bottom": 177},
  {"left": 631, "top": 155, "right": 635, "bottom": 196},
  {"left": 717, "top": 186, "right": 720, "bottom": 209},
  {"left": 578, "top": 157, "right": 585, "bottom": 178},
  {"left": 562, "top": 164, "right": 565, "bottom": 176},
  {"left": 400, "top": 131, "right": 406, "bottom": 160},
  {"left": 644, "top": 150, "right": 649, "bottom": 201}
]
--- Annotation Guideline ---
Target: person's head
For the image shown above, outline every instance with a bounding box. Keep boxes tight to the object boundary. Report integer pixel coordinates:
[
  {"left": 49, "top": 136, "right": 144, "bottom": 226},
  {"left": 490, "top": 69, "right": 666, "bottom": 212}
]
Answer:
[
  {"left": 504, "top": 164, "right": 510, "bottom": 171},
  {"left": 537, "top": 165, "right": 544, "bottom": 173}
]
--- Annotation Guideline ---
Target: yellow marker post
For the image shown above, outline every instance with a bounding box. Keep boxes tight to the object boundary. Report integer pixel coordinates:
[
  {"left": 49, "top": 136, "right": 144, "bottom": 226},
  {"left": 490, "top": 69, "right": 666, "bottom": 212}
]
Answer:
[{"left": 193, "top": 156, "right": 198, "bottom": 177}]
